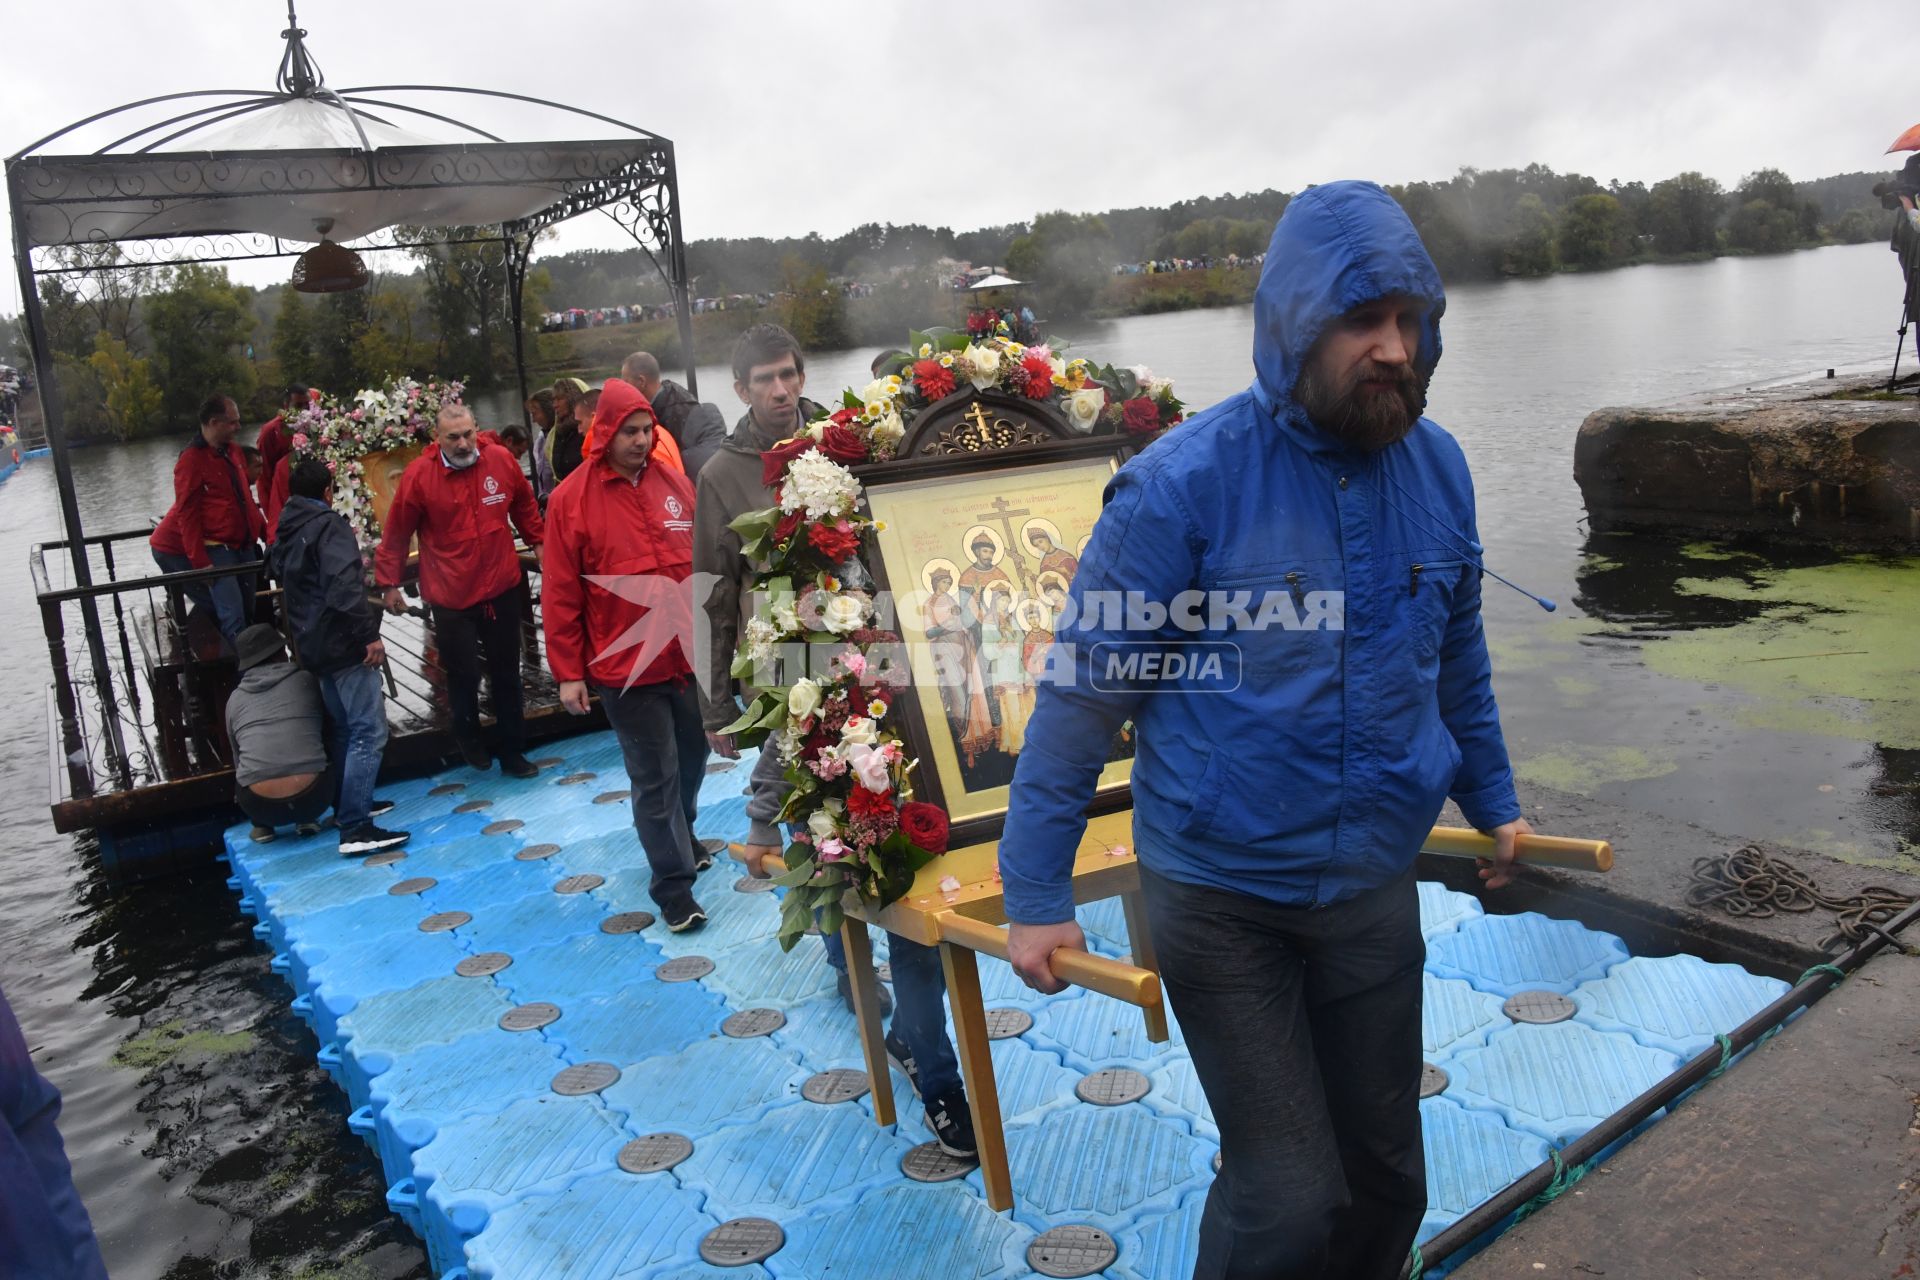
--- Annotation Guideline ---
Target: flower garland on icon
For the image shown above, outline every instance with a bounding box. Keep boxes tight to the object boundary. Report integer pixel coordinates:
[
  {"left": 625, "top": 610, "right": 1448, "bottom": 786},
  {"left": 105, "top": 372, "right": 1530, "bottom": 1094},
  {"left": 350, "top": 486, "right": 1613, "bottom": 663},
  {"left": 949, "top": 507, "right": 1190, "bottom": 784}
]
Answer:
[
  {"left": 722, "top": 328, "right": 1181, "bottom": 950},
  {"left": 285, "top": 375, "right": 465, "bottom": 561}
]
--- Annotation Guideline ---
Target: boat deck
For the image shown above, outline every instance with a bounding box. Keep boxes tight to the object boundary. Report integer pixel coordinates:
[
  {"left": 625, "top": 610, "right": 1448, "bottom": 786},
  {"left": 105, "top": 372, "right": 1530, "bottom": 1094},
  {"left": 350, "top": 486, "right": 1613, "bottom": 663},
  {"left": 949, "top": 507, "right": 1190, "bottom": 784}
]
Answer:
[
  {"left": 221, "top": 733, "right": 1796, "bottom": 1279},
  {"left": 34, "top": 531, "right": 591, "bottom": 835}
]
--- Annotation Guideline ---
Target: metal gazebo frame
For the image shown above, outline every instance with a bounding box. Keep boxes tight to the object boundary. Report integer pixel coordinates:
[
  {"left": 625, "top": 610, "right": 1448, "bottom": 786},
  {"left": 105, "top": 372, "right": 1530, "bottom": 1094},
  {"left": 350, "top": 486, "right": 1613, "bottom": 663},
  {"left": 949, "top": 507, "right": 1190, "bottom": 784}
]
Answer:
[{"left": 7, "top": 4, "right": 698, "bottom": 820}]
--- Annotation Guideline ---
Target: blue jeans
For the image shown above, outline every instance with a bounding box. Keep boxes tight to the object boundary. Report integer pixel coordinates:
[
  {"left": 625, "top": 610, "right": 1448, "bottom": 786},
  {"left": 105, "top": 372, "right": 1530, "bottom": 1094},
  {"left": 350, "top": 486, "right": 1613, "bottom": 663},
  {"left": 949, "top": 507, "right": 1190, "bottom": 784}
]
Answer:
[
  {"left": 152, "top": 545, "right": 258, "bottom": 644},
  {"left": 822, "top": 927, "right": 962, "bottom": 1103},
  {"left": 318, "top": 664, "right": 388, "bottom": 829},
  {"left": 1143, "top": 865, "right": 1427, "bottom": 1280}
]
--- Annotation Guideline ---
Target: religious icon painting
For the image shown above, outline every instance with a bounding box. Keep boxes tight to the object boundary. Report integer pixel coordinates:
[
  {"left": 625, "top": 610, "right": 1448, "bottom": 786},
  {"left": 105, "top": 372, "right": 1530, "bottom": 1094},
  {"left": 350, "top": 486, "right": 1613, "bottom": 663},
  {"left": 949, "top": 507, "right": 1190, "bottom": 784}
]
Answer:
[{"left": 861, "top": 445, "right": 1137, "bottom": 846}]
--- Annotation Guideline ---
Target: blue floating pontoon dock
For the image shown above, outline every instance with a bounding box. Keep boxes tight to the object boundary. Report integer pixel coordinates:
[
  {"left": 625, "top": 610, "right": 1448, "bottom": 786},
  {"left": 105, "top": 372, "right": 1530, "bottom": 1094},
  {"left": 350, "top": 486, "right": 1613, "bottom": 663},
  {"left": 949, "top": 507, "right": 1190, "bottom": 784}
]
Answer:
[{"left": 222, "top": 731, "right": 1790, "bottom": 1278}]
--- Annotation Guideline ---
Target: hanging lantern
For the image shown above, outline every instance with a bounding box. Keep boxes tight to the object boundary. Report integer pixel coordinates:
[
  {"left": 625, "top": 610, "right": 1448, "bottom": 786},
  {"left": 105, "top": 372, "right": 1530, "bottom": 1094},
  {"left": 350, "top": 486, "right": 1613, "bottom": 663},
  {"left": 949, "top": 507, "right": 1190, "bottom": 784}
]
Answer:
[{"left": 290, "top": 219, "right": 368, "bottom": 293}]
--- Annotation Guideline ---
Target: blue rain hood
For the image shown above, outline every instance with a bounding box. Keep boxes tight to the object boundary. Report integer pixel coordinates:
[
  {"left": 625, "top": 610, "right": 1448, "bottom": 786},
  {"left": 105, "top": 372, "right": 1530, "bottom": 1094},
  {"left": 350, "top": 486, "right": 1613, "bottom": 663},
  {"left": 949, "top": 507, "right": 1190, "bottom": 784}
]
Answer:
[{"left": 1251, "top": 180, "right": 1447, "bottom": 435}]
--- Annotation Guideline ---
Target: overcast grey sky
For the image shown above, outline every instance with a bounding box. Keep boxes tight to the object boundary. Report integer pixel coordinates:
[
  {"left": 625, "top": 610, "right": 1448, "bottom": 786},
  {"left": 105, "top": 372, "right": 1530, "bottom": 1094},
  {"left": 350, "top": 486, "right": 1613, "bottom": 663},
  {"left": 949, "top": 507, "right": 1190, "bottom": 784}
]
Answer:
[{"left": 3, "top": 0, "right": 1913, "bottom": 303}]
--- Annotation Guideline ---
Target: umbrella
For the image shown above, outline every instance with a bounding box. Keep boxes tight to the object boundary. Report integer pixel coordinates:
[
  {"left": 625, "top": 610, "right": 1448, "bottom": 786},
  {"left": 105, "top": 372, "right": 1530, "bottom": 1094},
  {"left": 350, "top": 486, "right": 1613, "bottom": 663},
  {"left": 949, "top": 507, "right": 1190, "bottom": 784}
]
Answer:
[{"left": 1887, "top": 122, "right": 1920, "bottom": 153}]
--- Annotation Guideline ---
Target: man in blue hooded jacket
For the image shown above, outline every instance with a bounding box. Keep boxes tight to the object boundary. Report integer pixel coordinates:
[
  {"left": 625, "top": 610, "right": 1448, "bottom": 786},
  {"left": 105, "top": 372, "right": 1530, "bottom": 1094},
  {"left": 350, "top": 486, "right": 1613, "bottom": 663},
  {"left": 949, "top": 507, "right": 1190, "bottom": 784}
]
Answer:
[{"left": 1001, "top": 181, "right": 1531, "bottom": 1279}]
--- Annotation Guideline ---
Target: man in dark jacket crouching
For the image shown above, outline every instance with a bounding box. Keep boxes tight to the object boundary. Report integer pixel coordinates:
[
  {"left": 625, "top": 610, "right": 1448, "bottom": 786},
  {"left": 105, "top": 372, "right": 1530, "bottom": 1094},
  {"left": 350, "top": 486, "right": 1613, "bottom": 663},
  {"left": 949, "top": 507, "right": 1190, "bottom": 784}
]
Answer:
[
  {"left": 226, "top": 623, "right": 331, "bottom": 841},
  {"left": 272, "top": 457, "right": 408, "bottom": 855}
]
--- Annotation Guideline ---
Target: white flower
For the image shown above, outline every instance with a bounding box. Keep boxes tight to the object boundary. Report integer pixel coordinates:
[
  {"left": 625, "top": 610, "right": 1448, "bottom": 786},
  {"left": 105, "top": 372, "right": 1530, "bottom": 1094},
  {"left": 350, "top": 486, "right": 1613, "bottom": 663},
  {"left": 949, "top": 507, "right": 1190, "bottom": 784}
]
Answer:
[
  {"left": 806, "top": 807, "right": 838, "bottom": 841},
  {"left": 1065, "top": 387, "right": 1106, "bottom": 432},
  {"left": 743, "top": 616, "right": 779, "bottom": 668},
  {"left": 859, "top": 376, "right": 900, "bottom": 411},
  {"left": 962, "top": 342, "right": 1001, "bottom": 390},
  {"left": 771, "top": 601, "right": 801, "bottom": 633},
  {"left": 788, "top": 677, "right": 823, "bottom": 722},
  {"left": 869, "top": 409, "right": 904, "bottom": 452},
  {"left": 806, "top": 422, "right": 825, "bottom": 442},
  {"left": 1049, "top": 355, "right": 1067, "bottom": 380},
  {"left": 839, "top": 717, "right": 878, "bottom": 747},
  {"left": 820, "top": 592, "right": 869, "bottom": 635},
  {"left": 779, "top": 451, "right": 860, "bottom": 521}
]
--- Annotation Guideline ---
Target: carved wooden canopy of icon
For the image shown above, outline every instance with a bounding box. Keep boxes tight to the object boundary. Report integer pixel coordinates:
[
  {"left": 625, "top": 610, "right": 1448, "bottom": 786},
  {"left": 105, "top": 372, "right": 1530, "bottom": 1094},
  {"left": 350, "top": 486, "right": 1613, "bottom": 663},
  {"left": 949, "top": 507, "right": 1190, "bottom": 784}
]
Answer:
[{"left": 897, "top": 390, "right": 1079, "bottom": 460}]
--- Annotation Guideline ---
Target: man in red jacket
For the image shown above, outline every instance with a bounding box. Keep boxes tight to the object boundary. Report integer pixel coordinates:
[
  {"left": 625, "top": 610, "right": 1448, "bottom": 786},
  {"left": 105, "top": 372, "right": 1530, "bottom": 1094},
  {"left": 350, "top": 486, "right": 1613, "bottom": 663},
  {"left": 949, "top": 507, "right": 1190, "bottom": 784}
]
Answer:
[
  {"left": 376, "top": 402, "right": 544, "bottom": 777},
  {"left": 544, "top": 378, "right": 709, "bottom": 932},
  {"left": 254, "top": 384, "right": 306, "bottom": 482},
  {"left": 150, "top": 393, "right": 266, "bottom": 644}
]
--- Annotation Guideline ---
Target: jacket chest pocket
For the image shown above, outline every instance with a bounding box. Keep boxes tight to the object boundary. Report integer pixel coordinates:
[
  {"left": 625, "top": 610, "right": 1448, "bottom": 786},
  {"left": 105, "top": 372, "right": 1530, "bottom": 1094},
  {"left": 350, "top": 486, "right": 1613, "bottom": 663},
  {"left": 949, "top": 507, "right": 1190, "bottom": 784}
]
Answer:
[
  {"left": 1403, "top": 558, "right": 1469, "bottom": 659},
  {"left": 1206, "top": 565, "right": 1346, "bottom": 678}
]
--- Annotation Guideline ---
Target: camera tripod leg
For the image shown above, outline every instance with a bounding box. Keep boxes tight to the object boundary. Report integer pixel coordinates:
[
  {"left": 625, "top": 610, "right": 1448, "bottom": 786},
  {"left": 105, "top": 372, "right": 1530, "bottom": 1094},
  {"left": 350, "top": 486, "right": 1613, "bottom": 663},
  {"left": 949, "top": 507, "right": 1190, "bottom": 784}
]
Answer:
[{"left": 1893, "top": 257, "right": 1920, "bottom": 394}]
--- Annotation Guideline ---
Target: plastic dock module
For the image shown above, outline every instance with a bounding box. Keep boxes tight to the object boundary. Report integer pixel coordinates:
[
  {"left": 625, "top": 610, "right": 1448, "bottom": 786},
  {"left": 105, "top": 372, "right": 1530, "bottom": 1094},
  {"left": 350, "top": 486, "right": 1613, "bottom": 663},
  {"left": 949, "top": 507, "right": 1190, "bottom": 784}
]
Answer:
[
  {"left": 1571, "top": 954, "right": 1792, "bottom": 1057},
  {"left": 1425, "top": 911, "right": 1630, "bottom": 996},
  {"left": 227, "top": 728, "right": 1795, "bottom": 1278},
  {"left": 362, "top": 1028, "right": 570, "bottom": 1184}
]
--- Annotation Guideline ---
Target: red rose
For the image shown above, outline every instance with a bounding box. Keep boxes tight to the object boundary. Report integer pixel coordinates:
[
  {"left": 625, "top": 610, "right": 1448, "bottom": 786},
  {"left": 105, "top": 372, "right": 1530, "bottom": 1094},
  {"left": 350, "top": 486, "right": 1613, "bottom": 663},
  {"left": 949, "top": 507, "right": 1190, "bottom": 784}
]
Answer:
[
  {"left": 829, "top": 406, "right": 859, "bottom": 428},
  {"left": 1020, "top": 354, "right": 1054, "bottom": 399},
  {"left": 899, "top": 802, "right": 950, "bottom": 854},
  {"left": 807, "top": 519, "right": 862, "bottom": 562},
  {"left": 761, "top": 437, "right": 815, "bottom": 487},
  {"left": 1121, "top": 396, "right": 1162, "bottom": 435},
  {"left": 818, "top": 424, "right": 867, "bottom": 465},
  {"left": 774, "top": 509, "right": 803, "bottom": 545},
  {"left": 914, "top": 359, "right": 956, "bottom": 401},
  {"left": 847, "top": 785, "right": 894, "bottom": 820}
]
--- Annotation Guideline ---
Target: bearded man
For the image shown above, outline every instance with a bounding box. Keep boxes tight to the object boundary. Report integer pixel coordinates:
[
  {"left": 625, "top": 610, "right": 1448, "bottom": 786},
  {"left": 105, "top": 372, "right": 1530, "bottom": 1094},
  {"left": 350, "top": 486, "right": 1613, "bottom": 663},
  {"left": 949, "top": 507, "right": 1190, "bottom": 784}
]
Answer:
[{"left": 999, "top": 181, "right": 1531, "bottom": 1280}]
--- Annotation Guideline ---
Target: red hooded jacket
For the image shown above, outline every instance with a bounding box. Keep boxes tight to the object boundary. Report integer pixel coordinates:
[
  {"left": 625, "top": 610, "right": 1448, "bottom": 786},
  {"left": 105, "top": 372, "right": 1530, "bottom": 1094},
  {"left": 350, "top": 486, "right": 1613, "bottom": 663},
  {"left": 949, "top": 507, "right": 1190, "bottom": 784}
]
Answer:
[
  {"left": 150, "top": 435, "right": 266, "bottom": 566},
  {"left": 374, "top": 441, "right": 543, "bottom": 610},
  {"left": 542, "top": 379, "right": 696, "bottom": 689}
]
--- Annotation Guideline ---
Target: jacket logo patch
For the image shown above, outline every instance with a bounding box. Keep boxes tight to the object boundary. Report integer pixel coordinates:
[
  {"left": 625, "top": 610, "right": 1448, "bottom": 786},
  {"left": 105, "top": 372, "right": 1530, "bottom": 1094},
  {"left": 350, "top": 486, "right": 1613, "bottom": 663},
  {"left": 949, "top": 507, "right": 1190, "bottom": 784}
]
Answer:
[
  {"left": 665, "top": 495, "right": 684, "bottom": 519},
  {"left": 484, "top": 474, "right": 500, "bottom": 495}
]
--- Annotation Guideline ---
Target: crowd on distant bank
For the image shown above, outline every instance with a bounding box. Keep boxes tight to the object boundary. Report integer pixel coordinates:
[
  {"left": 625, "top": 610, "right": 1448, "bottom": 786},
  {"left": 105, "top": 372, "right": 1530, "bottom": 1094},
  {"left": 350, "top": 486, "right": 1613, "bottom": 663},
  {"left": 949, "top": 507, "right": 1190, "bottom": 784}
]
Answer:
[{"left": 1112, "top": 251, "right": 1265, "bottom": 275}]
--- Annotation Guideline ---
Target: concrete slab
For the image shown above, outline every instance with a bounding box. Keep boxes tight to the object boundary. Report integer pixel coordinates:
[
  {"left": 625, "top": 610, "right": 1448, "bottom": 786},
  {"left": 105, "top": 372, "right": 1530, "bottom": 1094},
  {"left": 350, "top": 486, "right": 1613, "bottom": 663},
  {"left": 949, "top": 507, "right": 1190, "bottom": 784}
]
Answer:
[{"left": 1457, "top": 951, "right": 1920, "bottom": 1279}]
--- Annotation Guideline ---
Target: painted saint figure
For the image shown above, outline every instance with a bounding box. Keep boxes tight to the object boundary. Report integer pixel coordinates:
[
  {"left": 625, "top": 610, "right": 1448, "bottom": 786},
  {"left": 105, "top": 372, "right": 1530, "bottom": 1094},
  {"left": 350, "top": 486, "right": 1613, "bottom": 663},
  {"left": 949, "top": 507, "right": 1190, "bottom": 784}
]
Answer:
[{"left": 924, "top": 566, "right": 996, "bottom": 760}]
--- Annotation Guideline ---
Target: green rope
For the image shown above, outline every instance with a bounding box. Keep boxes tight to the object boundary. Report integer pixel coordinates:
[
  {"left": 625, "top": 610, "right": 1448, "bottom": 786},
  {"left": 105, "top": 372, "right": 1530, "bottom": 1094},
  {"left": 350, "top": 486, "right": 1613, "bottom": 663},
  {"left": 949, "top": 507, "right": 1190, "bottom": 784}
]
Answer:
[
  {"left": 1406, "top": 1243, "right": 1424, "bottom": 1280},
  {"left": 1513, "top": 1148, "right": 1592, "bottom": 1224},
  {"left": 1704, "top": 1032, "right": 1736, "bottom": 1080},
  {"left": 1798, "top": 962, "right": 1846, "bottom": 986}
]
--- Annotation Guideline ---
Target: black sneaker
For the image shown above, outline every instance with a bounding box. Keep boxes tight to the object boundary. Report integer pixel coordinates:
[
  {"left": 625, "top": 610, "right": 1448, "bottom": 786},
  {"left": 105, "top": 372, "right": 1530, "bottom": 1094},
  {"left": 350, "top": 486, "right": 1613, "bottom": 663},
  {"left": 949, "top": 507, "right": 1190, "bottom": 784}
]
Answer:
[
  {"left": 339, "top": 824, "right": 410, "bottom": 856},
  {"left": 457, "top": 738, "right": 491, "bottom": 771},
  {"left": 694, "top": 849, "right": 715, "bottom": 872},
  {"left": 884, "top": 1028, "right": 920, "bottom": 1097},
  {"left": 368, "top": 799, "right": 396, "bottom": 819},
  {"left": 498, "top": 752, "right": 539, "bottom": 779},
  {"left": 665, "top": 904, "right": 708, "bottom": 934},
  {"left": 926, "top": 1091, "right": 977, "bottom": 1159},
  {"left": 838, "top": 970, "right": 893, "bottom": 1018}
]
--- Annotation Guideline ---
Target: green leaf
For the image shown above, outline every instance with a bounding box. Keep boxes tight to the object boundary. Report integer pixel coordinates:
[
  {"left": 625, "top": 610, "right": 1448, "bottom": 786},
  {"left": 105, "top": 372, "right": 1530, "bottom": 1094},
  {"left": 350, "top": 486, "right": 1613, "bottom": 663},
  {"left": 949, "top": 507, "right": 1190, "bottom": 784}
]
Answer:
[
  {"left": 843, "top": 389, "right": 863, "bottom": 410},
  {"left": 729, "top": 507, "right": 779, "bottom": 539},
  {"left": 719, "top": 691, "right": 779, "bottom": 737}
]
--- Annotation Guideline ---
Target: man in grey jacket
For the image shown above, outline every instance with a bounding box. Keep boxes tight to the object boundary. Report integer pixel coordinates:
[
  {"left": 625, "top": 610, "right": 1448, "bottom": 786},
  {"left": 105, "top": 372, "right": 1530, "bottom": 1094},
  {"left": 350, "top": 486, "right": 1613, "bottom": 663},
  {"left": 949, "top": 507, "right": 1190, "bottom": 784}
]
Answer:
[
  {"left": 693, "top": 323, "right": 978, "bottom": 1161},
  {"left": 226, "top": 623, "right": 332, "bottom": 840},
  {"left": 620, "top": 350, "right": 729, "bottom": 479}
]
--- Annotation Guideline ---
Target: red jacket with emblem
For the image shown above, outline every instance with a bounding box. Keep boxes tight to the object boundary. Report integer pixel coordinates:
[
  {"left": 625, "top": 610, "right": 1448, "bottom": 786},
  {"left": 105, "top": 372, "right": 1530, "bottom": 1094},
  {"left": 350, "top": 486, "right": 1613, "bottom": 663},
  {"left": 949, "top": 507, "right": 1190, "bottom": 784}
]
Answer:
[
  {"left": 542, "top": 381, "right": 696, "bottom": 689},
  {"left": 150, "top": 436, "right": 266, "bottom": 566},
  {"left": 374, "top": 442, "right": 543, "bottom": 610}
]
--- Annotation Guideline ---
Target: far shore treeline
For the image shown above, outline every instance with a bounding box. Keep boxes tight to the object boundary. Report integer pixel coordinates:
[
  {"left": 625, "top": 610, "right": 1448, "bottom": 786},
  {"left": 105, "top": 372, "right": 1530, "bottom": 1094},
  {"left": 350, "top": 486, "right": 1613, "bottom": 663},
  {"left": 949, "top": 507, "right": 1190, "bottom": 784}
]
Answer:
[{"left": 1, "top": 163, "right": 1904, "bottom": 443}]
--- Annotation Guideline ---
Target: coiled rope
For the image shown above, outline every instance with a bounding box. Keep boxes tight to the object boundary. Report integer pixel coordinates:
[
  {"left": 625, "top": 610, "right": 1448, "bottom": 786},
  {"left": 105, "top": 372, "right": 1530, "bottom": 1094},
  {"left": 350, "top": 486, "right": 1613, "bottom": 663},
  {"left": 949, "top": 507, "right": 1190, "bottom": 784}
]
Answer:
[{"left": 1686, "top": 844, "right": 1915, "bottom": 951}]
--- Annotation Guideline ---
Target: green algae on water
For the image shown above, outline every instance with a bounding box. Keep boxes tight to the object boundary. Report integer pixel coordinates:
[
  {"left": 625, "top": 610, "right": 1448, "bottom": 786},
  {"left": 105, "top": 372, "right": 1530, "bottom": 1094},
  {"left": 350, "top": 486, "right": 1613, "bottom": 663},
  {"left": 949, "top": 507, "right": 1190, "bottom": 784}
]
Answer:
[
  {"left": 111, "top": 1018, "right": 257, "bottom": 1071},
  {"left": 1646, "top": 556, "right": 1920, "bottom": 751},
  {"left": 1514, "top": 744, "right": 1679, "bottom": 795}
]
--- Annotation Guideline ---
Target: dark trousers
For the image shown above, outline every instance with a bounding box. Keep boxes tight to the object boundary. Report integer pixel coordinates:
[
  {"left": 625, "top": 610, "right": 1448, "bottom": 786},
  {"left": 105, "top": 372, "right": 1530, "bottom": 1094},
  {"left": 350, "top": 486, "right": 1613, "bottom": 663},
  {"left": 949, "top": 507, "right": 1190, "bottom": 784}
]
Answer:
[
  {"left": 596, "top": 680, "right": 709, "bottom": 916},
  {"left": 1142, "top": 865, "right": 1427, "bottom": 1280},
  {"left": 432, "top": 588, "right": 525, "bottom": 753},
  {"left": 235, "top": 767, "right": 332, "bottom": 830}
]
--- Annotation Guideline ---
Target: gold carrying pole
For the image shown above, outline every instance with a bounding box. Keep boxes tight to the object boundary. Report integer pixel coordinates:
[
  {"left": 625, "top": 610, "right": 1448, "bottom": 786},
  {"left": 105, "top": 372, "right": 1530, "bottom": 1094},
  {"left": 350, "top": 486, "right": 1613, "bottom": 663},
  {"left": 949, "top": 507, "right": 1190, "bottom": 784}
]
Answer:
[{"left": 1423, "top": 826, "right": 1613, "bottom": 872}]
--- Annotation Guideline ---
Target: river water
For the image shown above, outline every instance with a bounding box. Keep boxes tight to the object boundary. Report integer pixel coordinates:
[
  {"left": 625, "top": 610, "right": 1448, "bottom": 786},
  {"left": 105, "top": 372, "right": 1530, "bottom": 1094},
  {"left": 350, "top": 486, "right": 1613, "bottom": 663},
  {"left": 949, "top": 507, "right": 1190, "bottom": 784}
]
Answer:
[{"left": 4, "top": 240, "right": 1915, "bottom": 1279}]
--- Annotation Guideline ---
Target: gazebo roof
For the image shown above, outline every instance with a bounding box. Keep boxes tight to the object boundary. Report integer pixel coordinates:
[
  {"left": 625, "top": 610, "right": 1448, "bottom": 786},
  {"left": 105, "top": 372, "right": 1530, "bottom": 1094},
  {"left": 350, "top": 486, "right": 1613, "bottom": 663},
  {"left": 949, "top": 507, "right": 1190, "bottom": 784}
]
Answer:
[{"left": 6, "top": 7, "right": 677, "bottom": 256}]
